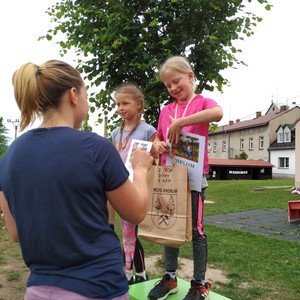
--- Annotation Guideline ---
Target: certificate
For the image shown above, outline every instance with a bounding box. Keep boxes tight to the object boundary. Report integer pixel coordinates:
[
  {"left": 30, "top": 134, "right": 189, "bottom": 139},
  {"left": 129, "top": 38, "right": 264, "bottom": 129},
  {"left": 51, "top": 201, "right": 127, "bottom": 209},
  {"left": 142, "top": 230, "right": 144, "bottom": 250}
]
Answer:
[
  {"left": 166, "top": 131, "right": 205, "bottom": 192},
  {"left": 125, "top": 139, "right": 153, "bottom": 181}
]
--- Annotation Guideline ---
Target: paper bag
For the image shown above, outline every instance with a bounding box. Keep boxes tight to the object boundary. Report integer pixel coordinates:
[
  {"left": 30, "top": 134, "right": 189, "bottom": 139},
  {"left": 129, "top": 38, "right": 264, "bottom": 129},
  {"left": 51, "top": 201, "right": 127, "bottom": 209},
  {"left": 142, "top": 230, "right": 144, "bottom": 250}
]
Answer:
[{"left": 138, "top": 164, "right": 192, "bottom": 247}]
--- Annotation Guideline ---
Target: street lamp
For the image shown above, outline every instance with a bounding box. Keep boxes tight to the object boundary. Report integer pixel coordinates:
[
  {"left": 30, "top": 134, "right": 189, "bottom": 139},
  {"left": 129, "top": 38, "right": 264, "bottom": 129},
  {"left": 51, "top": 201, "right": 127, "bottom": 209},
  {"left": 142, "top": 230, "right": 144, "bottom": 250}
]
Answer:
[{"left": 7, "top": 119, "right": 20, "bottom": 140}]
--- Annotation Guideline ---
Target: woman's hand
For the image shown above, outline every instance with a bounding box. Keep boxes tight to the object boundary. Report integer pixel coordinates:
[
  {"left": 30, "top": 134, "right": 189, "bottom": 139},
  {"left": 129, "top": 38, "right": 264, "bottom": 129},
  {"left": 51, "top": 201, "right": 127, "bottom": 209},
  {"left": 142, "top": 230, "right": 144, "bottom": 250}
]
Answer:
[
  {"left": 130, "top": 147, "right": 153, "bottom": 172},
  {"left": 107, "top": 148, "right": 154, "bottom": 225}
]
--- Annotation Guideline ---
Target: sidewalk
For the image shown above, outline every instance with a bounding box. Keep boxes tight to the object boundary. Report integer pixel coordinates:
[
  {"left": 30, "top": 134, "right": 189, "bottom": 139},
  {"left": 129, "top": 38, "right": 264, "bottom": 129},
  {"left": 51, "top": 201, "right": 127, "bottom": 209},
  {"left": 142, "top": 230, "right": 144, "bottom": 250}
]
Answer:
[{"left": 204, "top": 208, "right": 300, "bottom": 243}]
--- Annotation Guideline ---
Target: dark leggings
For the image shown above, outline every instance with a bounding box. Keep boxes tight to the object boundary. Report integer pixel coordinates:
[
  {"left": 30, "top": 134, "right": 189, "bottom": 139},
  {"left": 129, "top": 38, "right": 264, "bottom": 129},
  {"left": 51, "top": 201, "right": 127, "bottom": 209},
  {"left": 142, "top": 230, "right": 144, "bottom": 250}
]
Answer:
[{"left": 165, "top": 190, "right": 207, "bottom": 281}]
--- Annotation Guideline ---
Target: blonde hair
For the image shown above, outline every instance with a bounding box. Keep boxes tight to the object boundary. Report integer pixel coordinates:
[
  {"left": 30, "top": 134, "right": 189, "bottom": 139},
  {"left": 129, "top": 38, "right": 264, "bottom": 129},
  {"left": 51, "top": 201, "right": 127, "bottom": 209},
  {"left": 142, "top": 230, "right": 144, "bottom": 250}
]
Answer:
[
  {"left": 115, "top": 82, "right": 145, "bottom": 117},
  {"left": 12, "top": 60, "right": 83, "bottom": 131},
  {"left": 159, "top": 56, "right": 197, "bottom": 91}
]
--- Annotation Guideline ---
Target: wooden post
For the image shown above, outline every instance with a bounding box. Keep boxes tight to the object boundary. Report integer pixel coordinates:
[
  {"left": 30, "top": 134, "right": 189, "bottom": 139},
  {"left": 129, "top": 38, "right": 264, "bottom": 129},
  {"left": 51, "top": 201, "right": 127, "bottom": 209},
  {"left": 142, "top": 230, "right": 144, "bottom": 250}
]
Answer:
[{"left": 104, "top": 116, "right": 108, "bottom": 138}]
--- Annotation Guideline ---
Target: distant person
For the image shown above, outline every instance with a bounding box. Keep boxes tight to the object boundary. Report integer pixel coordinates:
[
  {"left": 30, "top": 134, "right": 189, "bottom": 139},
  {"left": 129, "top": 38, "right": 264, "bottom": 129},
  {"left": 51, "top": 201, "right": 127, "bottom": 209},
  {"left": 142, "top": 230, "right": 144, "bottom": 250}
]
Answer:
[
  {"left": 0, "top": 60, "right": 153, "bottom": 300},
  {"left": 148, "top": 55, "right": 223, "bottom": 300},
  {"left": 111, "top": 82, "right": 157, "bottom": 285},
  {"left": 185, "top": 141, "right": 193, "bottom": 160}
]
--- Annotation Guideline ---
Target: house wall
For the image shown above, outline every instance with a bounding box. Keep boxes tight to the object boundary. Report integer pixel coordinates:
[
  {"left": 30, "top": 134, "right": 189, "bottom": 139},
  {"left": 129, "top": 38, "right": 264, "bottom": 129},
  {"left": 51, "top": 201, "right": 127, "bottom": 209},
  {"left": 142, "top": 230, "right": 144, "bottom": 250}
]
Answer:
[
  {"left": 295, "top": 120, "right": 300, "bottom": 187},
  {"left": 208, "top": 125, "right": 270, "bottom": 161},
  {"left": 208, "top": 133, "right": 226, "bottom": 159},
  {"left": 270, "top": 149, "right": 295, "bottom": 179},
  {"left": 209, "top": 107, "right": 300, "bottom": 170}
]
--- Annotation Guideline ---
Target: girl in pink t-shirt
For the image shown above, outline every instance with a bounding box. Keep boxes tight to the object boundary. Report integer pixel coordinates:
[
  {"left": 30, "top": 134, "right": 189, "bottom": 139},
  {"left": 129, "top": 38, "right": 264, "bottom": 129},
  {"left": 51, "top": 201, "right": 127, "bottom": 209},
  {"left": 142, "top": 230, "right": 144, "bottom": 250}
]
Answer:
[{"left": 148, "top": 56, "right": 223, "bottom": 300}]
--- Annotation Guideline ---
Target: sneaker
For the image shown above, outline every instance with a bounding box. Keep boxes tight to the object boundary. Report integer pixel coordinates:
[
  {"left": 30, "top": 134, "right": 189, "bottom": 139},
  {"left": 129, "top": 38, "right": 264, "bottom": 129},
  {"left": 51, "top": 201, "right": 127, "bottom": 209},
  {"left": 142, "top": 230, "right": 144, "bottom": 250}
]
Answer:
[
  {"left": 128, "top": 275, "right": 135, "bottom": 285},
  {"left": 135, "top": 274, "right": 149, "bottom": 284},
  {"left": 183, "top": 280, "right": 212, "bottom": 300},
  {"left": 148, "top": 274, "right": 178, "bottom": 300}
]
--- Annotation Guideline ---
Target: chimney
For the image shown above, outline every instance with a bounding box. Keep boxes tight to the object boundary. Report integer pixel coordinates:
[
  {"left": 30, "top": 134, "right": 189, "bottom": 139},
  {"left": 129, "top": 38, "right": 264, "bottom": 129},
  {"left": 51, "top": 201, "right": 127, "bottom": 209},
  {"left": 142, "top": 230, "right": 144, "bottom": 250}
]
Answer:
[
  {"left": 229, "top": 120, "right": 234, "bottom": 126},
  {"left": 236, "top": 119, "right": 240, "bottom": 123},
  {"left": 280, "top": 105, "right": 288, "bottom": 112},
  {"left": 256, "top": 111, "right": 261, "bottom": 118}
]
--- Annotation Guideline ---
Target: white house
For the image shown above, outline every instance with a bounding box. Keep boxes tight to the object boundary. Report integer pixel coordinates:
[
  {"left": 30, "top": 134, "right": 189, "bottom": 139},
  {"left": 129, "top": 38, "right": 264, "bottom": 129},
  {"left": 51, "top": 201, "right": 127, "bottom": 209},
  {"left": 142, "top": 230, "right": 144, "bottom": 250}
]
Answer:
[
  {"left": 268, "top": 124, "right": 295, "bottom": 179},
  {"left": 295, "top": 119, "right": 300, "bottom": 187}
]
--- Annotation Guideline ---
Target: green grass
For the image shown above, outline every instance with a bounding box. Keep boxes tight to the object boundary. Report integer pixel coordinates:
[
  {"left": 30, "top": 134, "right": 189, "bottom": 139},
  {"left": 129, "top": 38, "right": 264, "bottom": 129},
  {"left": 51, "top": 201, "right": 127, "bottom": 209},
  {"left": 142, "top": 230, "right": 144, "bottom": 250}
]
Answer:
[
  {"left": 6, "top": 270, "right": 20, "bottom": 282},
  {"left": 1, "top": 179, "right": 300, "bottom": 299},
  {"left": 204, "top": 179, "right": 298, "bottom": 214},
  {"left": 206, "top": 226, "right": 300, "bottom": 299}
]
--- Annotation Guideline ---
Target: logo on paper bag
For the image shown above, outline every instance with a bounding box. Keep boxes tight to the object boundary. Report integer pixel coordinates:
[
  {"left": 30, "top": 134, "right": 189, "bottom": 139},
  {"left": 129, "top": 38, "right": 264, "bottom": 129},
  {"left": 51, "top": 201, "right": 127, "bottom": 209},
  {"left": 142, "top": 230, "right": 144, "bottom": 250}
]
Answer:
[{"left": 151, "top": 192, "right": 177, "bottom": 230}]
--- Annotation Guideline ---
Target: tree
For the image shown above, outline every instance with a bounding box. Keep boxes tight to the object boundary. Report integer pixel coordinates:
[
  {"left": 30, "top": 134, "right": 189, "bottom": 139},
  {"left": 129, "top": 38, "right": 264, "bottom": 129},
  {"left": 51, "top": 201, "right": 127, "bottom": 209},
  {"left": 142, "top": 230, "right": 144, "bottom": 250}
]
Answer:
[
  {"left": 0, "top": 117, "right": 10, "bottom": 159},
  {"left": 42, "top": 0, "right": 271, "bottom": 131},
  {"left": 209, "top": 123, "right": 219, "bottom": 134},
  {"left": 81, "top": 115, "right": 93, "bottom": 132},
  {"left": 235, "top": 151, "right": 248, "bottom": 160}
]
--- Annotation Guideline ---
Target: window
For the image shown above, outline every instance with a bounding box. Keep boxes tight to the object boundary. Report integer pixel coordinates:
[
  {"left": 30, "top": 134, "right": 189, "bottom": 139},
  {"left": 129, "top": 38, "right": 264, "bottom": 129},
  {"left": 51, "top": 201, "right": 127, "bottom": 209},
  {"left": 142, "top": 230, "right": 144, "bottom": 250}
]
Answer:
[
  {"left": 222, "top": 141, "right": 226, "bottom": 152},
  {"left": 259, "top": 127, "right": 264, "bottom": 133},
  {"left": 240, "top": 139, "right": 244, "bottom": 151},
  {"left": 213, "top": 142, "right": 217, "bottom": 153},
  {"left": 277, "top": 126, "right": 291, "bottom": 143},
  {"left": 249, "top": 138, "right": 253, "bottom": 150},
  {"left": 249, "top": 129, "right": 254, "bottom": 134},
  {"left": 277, "top": 127, "right": 284, "bottom": 143},
  {"left": 284, "top": 131, "right": 291, "bottom": 142},
  {"left": 240, "top": 130, "right": 244, "bottom": 136},
  {"left": 208, "top": 142, "right": 211, "bottom": 153},
  {"left": 279, "top": 157, "right": 289, "bottom": 168},
  {"left": 259, "top": 136, "right": 264, "bottom": 149}
]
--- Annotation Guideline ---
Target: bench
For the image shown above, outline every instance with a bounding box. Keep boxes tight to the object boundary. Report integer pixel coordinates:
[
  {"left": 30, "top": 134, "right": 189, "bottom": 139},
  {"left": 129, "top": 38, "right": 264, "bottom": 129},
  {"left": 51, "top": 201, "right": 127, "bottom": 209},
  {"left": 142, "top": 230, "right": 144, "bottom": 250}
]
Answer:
[{"left": 129, "top": 277, "right": 231, "bottom": 300}]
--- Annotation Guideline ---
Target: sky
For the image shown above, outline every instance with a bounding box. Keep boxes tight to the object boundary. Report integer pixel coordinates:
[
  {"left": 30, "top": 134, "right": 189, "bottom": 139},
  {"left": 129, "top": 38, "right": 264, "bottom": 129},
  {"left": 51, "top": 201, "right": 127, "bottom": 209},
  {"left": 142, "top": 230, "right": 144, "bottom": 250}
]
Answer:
[
  {"left": 1, "top": 0, "right": 300, "bottom": 141},
  {"left": 205, "top": 0, "right": 300, "bottom": 122}
]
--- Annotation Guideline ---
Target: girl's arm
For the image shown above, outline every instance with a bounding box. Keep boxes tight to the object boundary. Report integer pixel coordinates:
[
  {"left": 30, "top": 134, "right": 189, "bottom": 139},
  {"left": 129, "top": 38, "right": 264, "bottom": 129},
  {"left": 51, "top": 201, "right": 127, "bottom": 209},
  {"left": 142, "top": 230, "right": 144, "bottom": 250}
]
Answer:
[
  {"left": 106, "top": 148, "right": 153, "bottom": 224},
  {"left": 149, "top": 133, "right": 159, "bottom": 161},
  {"left": 0, "top": 192, "right": 19, "bottom": 242},
  {"left": 168, "top": 105, "right": 223, "bottom": 144}
]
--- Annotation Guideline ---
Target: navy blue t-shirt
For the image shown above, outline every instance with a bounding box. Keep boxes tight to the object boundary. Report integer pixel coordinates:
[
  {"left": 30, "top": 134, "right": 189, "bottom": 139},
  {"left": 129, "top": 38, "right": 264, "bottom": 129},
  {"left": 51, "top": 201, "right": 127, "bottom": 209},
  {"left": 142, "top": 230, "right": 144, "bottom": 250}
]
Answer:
[{"left": 0, "top": 127, "right": 129, "bottom": 298}]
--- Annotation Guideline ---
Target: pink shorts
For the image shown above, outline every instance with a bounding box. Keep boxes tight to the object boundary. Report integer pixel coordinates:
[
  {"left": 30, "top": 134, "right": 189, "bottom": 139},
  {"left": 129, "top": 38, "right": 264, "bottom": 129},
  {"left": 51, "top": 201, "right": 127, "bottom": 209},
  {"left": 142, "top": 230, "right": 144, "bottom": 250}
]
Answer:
[{"left": 25, "top": 285, "right": 129, "bottom": 300}]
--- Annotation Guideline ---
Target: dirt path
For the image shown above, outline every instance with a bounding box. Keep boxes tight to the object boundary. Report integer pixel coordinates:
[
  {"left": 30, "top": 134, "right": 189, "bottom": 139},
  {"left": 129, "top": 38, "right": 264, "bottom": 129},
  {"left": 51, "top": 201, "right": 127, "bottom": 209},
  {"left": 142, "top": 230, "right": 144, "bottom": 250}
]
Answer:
[
  {"left": 0, "top": 255, "right": 229, "bottom": 299},
  {"left": 146, "top": 255, "right": 229, "bottom": 285}
]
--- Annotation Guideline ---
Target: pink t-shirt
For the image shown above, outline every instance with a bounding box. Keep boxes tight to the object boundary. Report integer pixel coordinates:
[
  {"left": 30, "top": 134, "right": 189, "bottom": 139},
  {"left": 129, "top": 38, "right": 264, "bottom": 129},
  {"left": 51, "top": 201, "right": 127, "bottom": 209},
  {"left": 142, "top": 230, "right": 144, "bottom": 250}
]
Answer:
[{"left": 157, "top": 94, "right": 219, "bottom": 174}]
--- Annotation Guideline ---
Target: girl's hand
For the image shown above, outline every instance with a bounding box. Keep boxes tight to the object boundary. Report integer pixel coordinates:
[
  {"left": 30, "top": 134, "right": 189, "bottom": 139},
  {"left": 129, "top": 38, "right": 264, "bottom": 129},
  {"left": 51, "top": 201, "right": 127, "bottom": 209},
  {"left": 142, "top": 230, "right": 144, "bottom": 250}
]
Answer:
[
  {"left": 154, "top": 140, "right": 169, "bottom": 155},
  {"left": 168, "top": 116, "right": 183, "bottom": 145}
]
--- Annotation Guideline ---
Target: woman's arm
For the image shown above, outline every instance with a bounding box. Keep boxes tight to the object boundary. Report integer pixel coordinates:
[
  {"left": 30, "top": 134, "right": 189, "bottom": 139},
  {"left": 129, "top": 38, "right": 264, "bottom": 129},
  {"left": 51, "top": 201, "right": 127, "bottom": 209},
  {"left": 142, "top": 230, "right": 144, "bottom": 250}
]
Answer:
[
  {"left": 106, "top": 148, "right": 153, "bottom": 224},
  {"left": 0, "top": 192, "right": 19, "bottom": 242}
]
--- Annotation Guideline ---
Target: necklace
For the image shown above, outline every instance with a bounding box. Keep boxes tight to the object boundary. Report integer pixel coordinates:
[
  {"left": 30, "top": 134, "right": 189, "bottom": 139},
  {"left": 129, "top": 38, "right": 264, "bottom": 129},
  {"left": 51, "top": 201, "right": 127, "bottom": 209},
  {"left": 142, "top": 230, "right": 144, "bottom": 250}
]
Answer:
[
  {"left": 174, "top": 94, "right": 196, "bottom": 119},
  {"left": 118, "top": 121, "right": 139, "bottom": 151}
]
